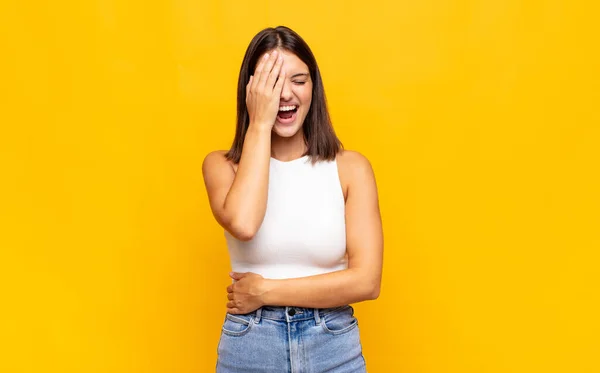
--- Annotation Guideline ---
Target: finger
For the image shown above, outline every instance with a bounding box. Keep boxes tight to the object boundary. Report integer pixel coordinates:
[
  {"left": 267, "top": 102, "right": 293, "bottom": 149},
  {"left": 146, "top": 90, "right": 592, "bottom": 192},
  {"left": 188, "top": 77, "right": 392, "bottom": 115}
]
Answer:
[
  {"left": 227, "top": 284, "right": 233, "bottom": 293},
  {"left": 258, "top": 51, "right": 279, "bottom": 88},
  {"left": 227, "top": 307, "right": 241, "bottom": 315},
  {"left": 273, "top": 68, "right": 286, "bottom": 96},
  {"left": 227, "top": 293, "right": 234, "bottom": 301},
  {"left": 226, "top": 301, "right": 237, "bottom": 309},
  {"left": 230, "top": 272, "right": 247, "bottom": 280},
  {"left": 266, "top": 54, "right": 284, "bottom": 90},
  {"left": 252, "top": 54, "right": 269, "bottom": 90}
]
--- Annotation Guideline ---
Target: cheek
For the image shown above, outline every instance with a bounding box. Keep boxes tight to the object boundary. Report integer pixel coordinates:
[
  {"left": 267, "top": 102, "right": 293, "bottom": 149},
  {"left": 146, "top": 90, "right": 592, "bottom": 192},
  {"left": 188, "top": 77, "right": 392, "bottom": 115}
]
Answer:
[{"left": 299, "top": 86, "right": 313, "bottom": 106}]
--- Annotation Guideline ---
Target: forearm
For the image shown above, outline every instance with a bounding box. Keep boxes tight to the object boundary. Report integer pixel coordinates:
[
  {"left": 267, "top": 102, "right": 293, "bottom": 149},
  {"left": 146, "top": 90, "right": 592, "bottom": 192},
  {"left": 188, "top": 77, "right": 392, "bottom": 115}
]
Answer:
[
  {"left": 261, "top": 268, "right": 380, "bottom": 309},
  {"left": 223, "top": 124, "right": 271, "bottom": 239}
]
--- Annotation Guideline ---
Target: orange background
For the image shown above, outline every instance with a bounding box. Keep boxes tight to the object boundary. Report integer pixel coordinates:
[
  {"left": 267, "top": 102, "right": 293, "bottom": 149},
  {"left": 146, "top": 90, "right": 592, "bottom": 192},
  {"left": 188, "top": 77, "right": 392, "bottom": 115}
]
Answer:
[{"left": 1, "top": 1, "right": 599, "bottom": 372}]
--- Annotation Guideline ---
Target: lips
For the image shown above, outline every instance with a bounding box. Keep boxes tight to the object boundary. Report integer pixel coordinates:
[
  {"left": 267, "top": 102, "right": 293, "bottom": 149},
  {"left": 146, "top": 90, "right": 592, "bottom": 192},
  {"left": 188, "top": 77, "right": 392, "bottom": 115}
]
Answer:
[{"left": 277, "top": 106, "right": 298, "bottom": 124}]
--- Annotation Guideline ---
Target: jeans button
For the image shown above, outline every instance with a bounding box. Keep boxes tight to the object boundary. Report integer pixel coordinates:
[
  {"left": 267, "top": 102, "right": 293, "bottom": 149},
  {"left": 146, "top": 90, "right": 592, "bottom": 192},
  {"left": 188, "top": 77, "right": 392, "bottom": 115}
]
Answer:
[{"left": 287, "top": 308, "right": 296, "bottom": 316}]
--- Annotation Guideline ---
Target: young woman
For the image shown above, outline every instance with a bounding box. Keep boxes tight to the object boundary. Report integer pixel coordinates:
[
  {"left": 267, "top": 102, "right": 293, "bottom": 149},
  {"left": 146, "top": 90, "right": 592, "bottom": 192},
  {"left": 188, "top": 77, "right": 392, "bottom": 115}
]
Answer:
[{"left": 202, "top": 26, "right": 383, "bottom": 373}]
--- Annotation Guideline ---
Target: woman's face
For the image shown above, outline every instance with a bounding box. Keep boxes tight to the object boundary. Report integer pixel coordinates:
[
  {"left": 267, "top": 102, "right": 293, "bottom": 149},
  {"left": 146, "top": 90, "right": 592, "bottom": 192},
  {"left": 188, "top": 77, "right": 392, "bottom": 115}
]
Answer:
[{"left": 256, "top": 49, "right": 313, "bottom": 138}]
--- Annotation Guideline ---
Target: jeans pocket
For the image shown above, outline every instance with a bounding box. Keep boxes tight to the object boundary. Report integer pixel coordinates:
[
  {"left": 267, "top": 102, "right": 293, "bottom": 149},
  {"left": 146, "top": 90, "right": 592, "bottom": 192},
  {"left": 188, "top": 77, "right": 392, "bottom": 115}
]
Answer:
[
  {"left": 320, "top": 305, "right": 359, "bottom": 335},
  {"left": 222, "top": 313, "right": 254, "bottom": 337}
]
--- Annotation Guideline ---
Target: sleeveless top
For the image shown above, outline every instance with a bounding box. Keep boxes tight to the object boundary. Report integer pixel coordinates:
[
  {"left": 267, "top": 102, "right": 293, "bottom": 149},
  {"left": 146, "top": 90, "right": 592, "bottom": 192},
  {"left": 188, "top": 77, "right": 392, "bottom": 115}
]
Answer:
[{"left": 224, "top": 156, "right": 348, "bottom": 279}]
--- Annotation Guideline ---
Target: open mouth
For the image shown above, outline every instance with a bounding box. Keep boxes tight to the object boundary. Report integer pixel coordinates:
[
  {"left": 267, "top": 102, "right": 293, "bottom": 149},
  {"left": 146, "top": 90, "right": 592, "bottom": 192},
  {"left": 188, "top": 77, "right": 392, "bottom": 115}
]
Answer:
[{"left": 277, "top": 105, "right": 298, "bottom": 123}]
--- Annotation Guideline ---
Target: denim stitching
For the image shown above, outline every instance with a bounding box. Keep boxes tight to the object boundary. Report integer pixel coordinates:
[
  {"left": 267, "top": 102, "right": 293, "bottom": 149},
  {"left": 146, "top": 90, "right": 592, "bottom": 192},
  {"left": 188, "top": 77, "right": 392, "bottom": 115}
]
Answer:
[{"left": 222, "top": 313, "right": 254, "bottom": 336}]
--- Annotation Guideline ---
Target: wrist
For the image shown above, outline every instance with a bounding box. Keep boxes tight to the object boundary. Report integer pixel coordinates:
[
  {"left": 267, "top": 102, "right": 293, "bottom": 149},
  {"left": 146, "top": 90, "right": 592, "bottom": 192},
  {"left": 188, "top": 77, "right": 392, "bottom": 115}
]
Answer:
[
  {"left": 248, "top": 121, "right": 274, "bottom": 133},
  {"left": 260, "top": 278, "right": 277, "bottom": 306}
]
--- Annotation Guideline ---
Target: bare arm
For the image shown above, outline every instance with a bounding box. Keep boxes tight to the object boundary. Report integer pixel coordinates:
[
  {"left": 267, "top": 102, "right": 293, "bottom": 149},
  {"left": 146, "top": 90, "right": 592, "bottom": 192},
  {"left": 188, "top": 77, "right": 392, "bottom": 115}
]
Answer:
[
  {"left": 202, "top": 51, "right": 285, "bottom": 241},
  {"left": 227, "top": 151, "right": 383, "bottom": 312},
  {"left": 202, "top": 125, "right": 271, "bottom": 241}
]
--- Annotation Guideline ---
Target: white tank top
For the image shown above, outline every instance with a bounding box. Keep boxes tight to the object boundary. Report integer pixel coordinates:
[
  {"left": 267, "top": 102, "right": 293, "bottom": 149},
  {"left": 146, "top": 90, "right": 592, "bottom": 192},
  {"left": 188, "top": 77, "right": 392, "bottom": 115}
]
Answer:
[{"left": 224, "top": 155, "right": 348, "bottom": 279}]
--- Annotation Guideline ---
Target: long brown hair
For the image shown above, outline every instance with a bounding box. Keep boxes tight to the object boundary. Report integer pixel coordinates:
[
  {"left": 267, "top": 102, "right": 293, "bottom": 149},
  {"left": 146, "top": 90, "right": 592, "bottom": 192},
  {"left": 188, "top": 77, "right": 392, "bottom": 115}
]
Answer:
[{"left": 225, "top": 26, "right": 342, "bottom": 163}]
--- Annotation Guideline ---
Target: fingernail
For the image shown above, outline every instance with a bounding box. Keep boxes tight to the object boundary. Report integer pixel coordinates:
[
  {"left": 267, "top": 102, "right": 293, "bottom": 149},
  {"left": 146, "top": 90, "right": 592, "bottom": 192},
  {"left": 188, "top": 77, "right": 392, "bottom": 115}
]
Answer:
[{"left": 264, "top": 54, "right": 269, "bottom": 59}]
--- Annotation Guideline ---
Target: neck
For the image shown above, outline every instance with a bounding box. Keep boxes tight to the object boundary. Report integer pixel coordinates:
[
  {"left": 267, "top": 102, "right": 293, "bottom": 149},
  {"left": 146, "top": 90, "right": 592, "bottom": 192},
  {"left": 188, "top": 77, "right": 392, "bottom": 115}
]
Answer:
[{"left": 270, "top": 130, "right": 306, "bottom": 161}]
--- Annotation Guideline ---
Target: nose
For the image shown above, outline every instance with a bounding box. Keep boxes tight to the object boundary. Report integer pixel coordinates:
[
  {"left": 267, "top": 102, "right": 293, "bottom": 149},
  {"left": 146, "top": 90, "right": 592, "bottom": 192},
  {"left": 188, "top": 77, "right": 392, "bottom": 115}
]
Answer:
[{"left": 280, "top": 79, "right": 293, "bottom": 101}]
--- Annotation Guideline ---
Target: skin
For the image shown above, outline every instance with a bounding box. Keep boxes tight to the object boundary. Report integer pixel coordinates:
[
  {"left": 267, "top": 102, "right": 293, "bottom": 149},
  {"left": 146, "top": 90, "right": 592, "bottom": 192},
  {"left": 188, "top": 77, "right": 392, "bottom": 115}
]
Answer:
[{"left": 202, "top": 49, "right": 383, "bottom": 314}]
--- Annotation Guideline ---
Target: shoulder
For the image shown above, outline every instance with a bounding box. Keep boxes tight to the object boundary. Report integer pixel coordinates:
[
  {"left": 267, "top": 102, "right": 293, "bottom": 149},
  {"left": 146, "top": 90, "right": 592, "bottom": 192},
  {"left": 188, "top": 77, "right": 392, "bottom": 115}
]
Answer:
[
  {"left": 335, "top": 150, "right": 376, "bottom": 199},
  {"left": 202, "top": 150, "right": 236, "bottom": 176},
  {"left": 336, "top": 150, "right": 374, "bottom": 176}
]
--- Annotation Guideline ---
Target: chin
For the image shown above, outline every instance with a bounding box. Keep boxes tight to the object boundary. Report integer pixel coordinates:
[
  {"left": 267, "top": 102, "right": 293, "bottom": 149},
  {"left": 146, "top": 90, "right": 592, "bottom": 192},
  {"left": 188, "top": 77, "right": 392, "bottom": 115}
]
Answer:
[{"left": 273, "top": 124, "right": 302, "bottom": 138}]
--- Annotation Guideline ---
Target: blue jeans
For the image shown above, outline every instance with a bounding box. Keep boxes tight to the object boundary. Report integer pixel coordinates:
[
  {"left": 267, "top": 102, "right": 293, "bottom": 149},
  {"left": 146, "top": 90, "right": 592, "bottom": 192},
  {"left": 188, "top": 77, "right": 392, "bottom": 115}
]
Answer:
[{"left": 216, "top": 305, "right": 367, "bottom": 372}]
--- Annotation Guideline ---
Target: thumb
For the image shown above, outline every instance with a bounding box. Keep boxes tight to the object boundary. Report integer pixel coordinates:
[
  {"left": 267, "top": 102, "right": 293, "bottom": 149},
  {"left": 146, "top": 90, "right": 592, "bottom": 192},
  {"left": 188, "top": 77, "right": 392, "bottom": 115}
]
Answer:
[{"left": 229, "top": 272, "right": 246, "bottom": 280}]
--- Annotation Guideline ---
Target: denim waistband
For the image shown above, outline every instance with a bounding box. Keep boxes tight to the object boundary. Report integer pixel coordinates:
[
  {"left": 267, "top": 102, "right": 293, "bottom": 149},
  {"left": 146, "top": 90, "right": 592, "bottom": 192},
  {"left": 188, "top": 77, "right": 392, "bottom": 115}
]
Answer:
[{"left": 248, "top": 305, "right": 351, "bottom": 323}]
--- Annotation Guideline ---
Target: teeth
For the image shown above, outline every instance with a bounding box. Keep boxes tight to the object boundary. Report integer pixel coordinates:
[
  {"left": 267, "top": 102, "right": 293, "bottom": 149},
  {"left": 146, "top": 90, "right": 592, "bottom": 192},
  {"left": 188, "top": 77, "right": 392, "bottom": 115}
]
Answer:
[{"left": 279, "top": 105, "right": 297, "bottom": 112}]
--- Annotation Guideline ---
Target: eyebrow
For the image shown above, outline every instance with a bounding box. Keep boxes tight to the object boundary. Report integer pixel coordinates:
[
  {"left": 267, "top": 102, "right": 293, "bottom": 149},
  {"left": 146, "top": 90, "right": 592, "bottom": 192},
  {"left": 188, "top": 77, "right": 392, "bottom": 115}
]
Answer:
[{"left": 290, "top": 73, "right": 309, "bottom": 79}]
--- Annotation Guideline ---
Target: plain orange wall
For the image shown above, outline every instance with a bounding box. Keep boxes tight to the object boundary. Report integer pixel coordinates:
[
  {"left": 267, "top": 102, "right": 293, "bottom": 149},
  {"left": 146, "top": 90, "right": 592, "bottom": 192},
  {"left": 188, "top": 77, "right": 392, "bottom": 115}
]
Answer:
[{"left": 1, "top": 1, "right": 599, "bottom": 372}]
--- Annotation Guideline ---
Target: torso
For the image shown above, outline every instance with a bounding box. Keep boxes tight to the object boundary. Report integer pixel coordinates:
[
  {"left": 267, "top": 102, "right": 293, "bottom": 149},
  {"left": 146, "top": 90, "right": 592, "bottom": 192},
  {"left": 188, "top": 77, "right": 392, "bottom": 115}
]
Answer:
[
  {"left": 224, "top": 151, "right": 352, "bottom": 200},
  {"left": 220, "top": 150, "right": 356, "bottom": 280}
]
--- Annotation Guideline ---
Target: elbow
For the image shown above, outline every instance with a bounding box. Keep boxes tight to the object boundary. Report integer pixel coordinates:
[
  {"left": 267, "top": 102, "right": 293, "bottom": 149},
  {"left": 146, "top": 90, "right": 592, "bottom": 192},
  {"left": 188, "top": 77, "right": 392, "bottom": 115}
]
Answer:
[
  {"left": 235, "top": 230, "right": 256, "bottom": 242},
  {"left": 360, "top": 279, "right": 381, "bottom": 301},
  {"left": 228, "top": 219, "right": 259, "bottom": 242},
  {"left": 220, "top": 202, "right": 265, "bottom": 241},
  {"left": 351, "top": 270, "right": 381, "bottom": 302},
  {"left": 366, "top": 283, "right": 381, "bottom": 300}
]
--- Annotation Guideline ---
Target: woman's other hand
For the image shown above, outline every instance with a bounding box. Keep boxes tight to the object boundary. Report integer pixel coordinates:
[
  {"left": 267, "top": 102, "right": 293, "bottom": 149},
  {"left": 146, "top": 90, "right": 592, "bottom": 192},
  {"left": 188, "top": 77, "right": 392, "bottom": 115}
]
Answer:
[
  {"left": 226, "top": 272, "right": 270, "bottom": 314},
  {"left": 245, "top": 50, "right": 285, "bottom": 129}
]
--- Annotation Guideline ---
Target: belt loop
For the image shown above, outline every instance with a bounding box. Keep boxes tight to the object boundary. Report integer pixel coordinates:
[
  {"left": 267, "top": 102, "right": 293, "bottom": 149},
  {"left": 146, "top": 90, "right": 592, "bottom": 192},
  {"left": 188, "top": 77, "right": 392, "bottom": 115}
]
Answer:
[
  {"left": 254, "top": 307, "right": 262, "bottom": 323},
  {"left": 314, "top": 308, "right": 321, "bottom": 324}
]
